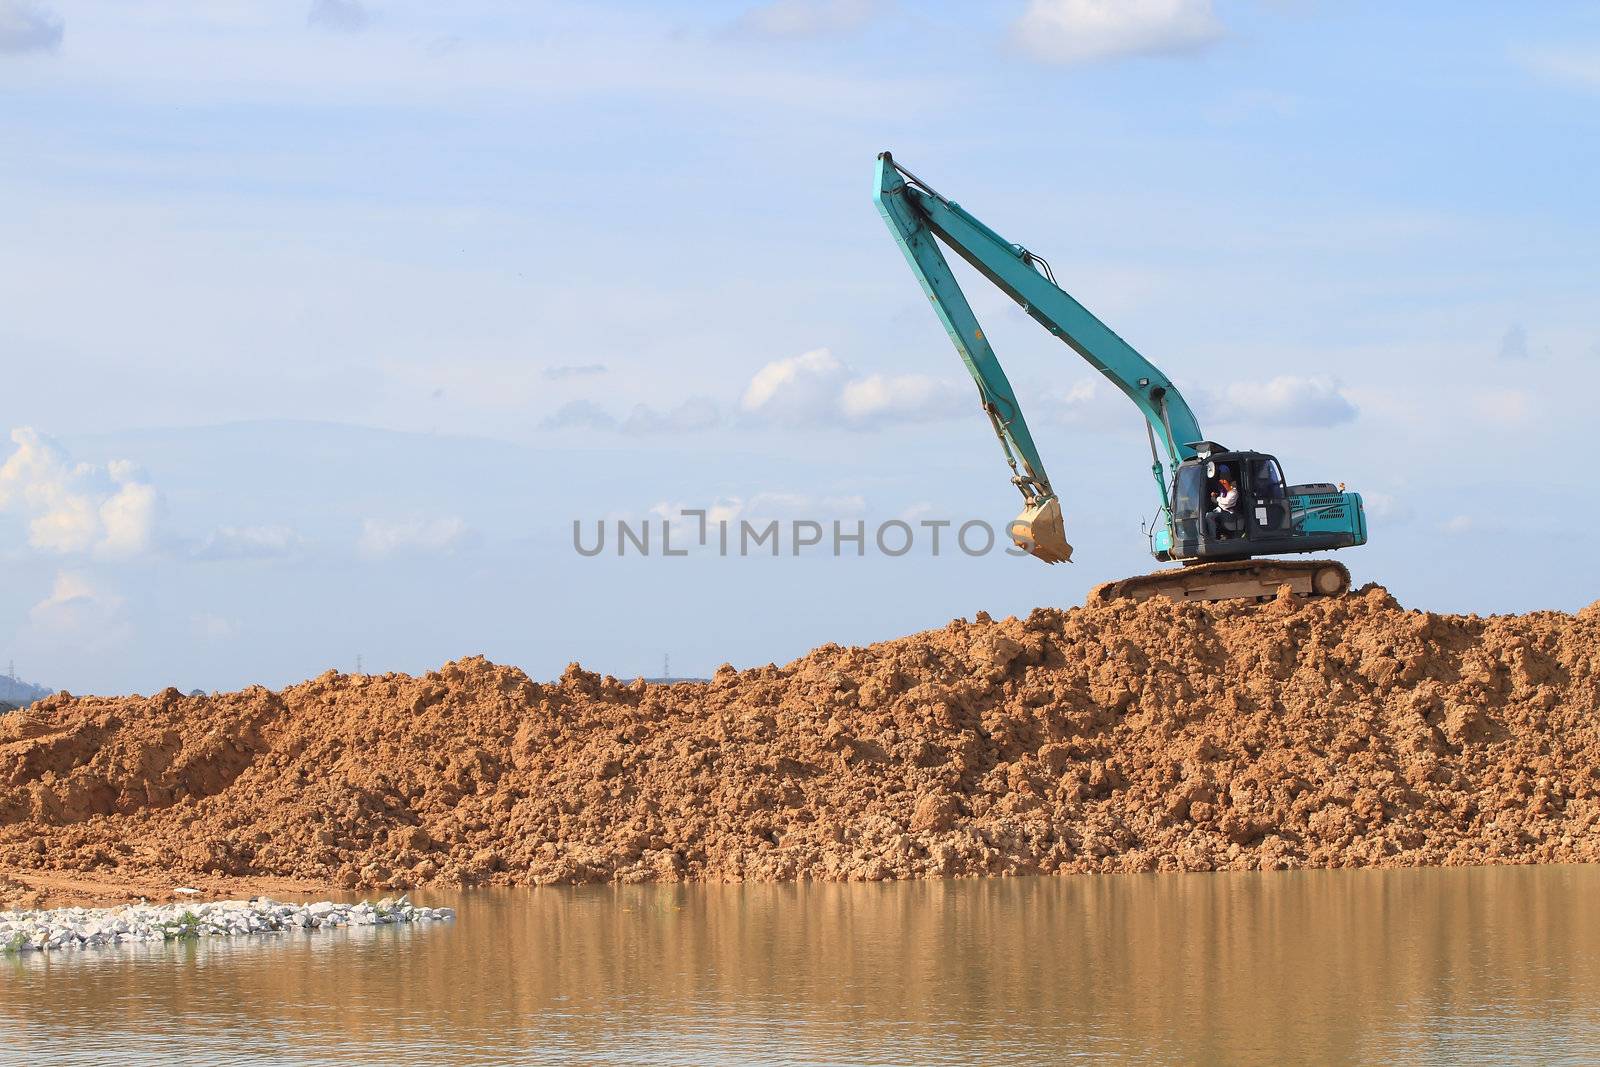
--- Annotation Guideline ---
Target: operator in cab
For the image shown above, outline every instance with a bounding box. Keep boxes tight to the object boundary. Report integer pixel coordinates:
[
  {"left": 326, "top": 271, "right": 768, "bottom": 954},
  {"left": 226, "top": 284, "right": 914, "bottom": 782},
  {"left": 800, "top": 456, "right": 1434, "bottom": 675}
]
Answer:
[{"left": 1205, "top": 470, "right": 1240, "bottom": 540}]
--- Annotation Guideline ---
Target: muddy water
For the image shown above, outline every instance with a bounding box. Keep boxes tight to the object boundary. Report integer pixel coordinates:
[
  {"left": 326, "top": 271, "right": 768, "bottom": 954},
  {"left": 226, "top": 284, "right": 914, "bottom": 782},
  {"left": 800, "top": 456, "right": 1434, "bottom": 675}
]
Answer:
[{"left": 3, "top": 865, "right": 1598, "bottom": 1065}]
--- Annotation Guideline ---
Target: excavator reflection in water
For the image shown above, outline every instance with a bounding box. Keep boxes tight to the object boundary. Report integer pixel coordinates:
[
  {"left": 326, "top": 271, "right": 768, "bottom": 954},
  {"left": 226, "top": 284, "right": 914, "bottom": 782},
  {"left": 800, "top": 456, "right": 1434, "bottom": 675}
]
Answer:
[{"left": 873, "top": 152, "right": 1366, "bottom": 603}]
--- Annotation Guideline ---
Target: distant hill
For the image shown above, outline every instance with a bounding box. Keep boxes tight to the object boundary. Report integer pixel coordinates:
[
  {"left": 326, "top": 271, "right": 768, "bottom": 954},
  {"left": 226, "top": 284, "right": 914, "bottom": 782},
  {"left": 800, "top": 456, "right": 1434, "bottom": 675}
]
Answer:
[{"left": 0, "top": 676, "right": 52, "bottom": 710}]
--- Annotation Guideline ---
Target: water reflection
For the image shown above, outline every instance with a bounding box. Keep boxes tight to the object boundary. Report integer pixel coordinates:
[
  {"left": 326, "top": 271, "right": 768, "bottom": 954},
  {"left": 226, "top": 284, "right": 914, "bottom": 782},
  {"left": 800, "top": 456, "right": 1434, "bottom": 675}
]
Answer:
[{"left": 3, "top": 865, "right": 1598, "bottom": 1065}]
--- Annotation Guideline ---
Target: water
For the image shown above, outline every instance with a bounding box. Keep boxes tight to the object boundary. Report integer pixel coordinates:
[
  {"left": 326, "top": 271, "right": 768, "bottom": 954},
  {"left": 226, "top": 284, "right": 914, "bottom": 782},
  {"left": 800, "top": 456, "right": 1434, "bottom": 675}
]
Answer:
[{"left": 3, "top": 865, "right": 1599, "bottom": 1065}]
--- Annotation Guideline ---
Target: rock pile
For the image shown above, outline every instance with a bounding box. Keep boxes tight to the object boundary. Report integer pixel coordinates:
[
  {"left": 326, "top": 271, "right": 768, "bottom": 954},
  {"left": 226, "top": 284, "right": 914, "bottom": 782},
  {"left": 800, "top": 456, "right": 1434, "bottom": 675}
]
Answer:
[
  {"left": 1, "top": 585, "right": 1598, "bottom": 897},
  {"left": 0, "top": 896, "right": 453, "bottom": 953}
]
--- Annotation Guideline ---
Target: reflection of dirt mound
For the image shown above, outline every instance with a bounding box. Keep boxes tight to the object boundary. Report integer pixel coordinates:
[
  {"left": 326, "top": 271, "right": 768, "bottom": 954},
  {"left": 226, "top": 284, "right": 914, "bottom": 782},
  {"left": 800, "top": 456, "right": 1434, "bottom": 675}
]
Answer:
[{"left": 3, "top": 585, "right": 1600, "bottom": 902}]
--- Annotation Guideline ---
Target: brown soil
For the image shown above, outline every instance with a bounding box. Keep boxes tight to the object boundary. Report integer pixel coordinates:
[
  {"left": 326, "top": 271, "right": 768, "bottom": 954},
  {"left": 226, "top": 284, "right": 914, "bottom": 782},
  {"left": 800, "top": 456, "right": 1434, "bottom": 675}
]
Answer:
[
  {"left": 3, "top": 585, "right": 1600, "bottom": 908},
  {"left": 0, "top": 869, "right": 330, "bottom": 911}
]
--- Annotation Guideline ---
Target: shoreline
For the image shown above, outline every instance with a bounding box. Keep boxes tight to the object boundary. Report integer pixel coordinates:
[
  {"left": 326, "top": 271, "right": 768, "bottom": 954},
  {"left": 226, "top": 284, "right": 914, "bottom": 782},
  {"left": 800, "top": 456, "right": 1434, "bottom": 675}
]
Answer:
[
  {"left": 0, "top": 870, "right": 340, "bottom": 911},
  {"left": 6, "top": 853, "right": 1597, "bottom": 912}
]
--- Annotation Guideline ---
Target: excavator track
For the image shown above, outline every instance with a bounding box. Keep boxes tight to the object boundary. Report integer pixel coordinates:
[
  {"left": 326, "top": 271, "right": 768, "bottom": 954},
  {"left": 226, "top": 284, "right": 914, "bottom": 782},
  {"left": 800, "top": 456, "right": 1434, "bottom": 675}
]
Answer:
[{"left": 1088, "top": 558, "right": 1351, "bottom": 606}]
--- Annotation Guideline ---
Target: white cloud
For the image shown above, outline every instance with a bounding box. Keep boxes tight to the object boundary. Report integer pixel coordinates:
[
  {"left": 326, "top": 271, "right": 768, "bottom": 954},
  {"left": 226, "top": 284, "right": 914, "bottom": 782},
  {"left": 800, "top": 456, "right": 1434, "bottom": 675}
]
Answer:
[
  {"left": 742, "top": 348, "right": 968, "bottom": 428},
  {"left": 741, "top": 347, "right": 848, "bottom": 422},
  {"left": 358, "top": 515, "right": 468, "bottom": 557},
  {"left": 839, "top": 374, "right": 968, "bottom": 423},
  {"left": 621, "top": 397, "right": 720, "bottom": 435},
  {"left": 733, "top": 0, "right": 883, "bottom": 38},
  {"left": 307, "top": 0, "right": 369, "bottom": 33},
  {"left": 1031, "top": 378, "right": 1128, "bottom": 430},
  {"left": 1440, "top": 515, "right": 1473, "bottom": 535},
  {"left": 98, "top": 480, "right": 160, "bottom": 557},
  {"left": 0, "top": 428, "right": 162, "bottom": 557},
  {"left": 542, "top": 399, "right": 616, "bottom": 432},
  {"left": 1515, "top": 46, "right": 1600, "bottom": 90},
  {"left": 29, "top": 571, "right": 130, "bottom": 647},
  {"left": 192, "top": 612, "right": 238, "bottom": 641},
  {"left": 1209, "top": 376, "right": 1358, "bottom": 428},
  {"left": 1361, "top": 493, "right": 1413, "bottom": 526},
  {"left": 1051, "top": 379, "right": 1099, "bottom": 413},
  {"left": 1012, "top": 0, "right": 1223, "bottom": 65},
  {"left": 0, "top": 0, "right": 62, "bottom": 55},
  {"left": 193, "top": 524, "right": 304, "bottom": 561}
]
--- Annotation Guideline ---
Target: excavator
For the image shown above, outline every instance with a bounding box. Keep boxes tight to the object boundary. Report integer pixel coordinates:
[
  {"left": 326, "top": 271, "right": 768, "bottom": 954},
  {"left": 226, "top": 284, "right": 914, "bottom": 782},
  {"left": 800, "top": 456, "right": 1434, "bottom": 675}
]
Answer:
[{"left": 873, "top": 152, "right": 1366, "bottom": 603}]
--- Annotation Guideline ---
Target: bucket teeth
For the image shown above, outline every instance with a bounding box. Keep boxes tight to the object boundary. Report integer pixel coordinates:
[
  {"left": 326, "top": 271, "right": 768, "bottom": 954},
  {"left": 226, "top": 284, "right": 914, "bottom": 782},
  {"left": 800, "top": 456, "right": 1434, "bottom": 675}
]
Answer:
[{"left": 1011, "top": 497, "right": 1072, "bottom": 564}]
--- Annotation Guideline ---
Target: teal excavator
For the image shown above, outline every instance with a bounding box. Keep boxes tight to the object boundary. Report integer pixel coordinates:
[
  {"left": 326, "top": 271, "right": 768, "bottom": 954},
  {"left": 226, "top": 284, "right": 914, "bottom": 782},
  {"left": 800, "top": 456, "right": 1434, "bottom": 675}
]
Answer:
[{"left": 874, "top": 152, "right": 1366, "bottom": 603}]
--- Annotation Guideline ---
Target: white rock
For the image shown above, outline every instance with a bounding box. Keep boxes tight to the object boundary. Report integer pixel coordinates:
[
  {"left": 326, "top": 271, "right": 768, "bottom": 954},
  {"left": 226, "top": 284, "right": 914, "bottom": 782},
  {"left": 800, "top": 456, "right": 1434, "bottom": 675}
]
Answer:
[{"left": 1, "top": 895, "right": 453, "bottom": 955}]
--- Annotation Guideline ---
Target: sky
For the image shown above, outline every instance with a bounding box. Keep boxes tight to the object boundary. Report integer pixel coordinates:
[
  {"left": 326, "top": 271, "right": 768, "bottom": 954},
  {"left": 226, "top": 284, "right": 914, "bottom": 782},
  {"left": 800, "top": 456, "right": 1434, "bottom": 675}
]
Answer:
[{"left": 1, "top": 0, "right": 1597, "bottom": 695}]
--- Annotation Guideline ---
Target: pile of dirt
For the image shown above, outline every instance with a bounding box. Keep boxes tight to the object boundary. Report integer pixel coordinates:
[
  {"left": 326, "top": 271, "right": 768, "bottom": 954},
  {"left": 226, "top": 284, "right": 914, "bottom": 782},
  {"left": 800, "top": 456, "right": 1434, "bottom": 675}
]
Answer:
[{"left": 3, "top": 585, "right": 1600, "bottom": 905}]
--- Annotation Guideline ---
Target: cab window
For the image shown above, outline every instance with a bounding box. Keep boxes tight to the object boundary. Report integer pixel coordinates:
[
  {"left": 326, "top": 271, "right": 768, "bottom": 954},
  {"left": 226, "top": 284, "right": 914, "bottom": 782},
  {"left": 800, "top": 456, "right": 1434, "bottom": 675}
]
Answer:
[
  {"left": 1252, "top": 458, "right": 1286, "bottom": 499},
  {"left": 1175, "top": 465, "right": 1205, "bottom": 517}
]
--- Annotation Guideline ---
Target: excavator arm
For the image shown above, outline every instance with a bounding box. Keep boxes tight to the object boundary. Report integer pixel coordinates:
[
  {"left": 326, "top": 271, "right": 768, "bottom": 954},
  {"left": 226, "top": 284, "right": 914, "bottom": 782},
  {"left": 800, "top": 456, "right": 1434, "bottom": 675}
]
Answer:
[
  {"left": 872, "top": 156, "right": 1067, "bottom": 559},
  {"left": 873, "top": 151, "right": 1206, "bottom": 562}
]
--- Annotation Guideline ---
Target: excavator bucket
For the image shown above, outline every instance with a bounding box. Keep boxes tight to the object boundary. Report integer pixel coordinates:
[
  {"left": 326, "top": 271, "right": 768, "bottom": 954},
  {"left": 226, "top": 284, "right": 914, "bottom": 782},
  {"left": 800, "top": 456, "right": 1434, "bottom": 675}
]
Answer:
[{"left": 1010, "top": 497, "right": 1072, "bottom": 564}]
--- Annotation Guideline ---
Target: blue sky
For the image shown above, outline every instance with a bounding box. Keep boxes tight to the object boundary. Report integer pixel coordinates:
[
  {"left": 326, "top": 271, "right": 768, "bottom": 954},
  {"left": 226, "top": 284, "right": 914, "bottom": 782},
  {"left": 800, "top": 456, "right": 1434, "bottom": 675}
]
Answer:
[{"left": 1, "top": 1, "right": 1597, "bottom": 694}]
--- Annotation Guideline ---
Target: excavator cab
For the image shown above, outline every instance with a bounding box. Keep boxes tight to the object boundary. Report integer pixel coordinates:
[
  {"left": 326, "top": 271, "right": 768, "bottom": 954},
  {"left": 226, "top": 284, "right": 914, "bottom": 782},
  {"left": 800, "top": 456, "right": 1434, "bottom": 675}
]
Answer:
[{"left": 1168, "top": 449, "right": 1367, "bottom": 563}]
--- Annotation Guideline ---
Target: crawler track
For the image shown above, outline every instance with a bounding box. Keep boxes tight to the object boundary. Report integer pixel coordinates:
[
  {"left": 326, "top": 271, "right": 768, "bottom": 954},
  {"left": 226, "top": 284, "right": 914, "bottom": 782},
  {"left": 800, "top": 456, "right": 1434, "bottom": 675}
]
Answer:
[{"left": 1088, "top": 558, "right": 1351, "bottom": 605}]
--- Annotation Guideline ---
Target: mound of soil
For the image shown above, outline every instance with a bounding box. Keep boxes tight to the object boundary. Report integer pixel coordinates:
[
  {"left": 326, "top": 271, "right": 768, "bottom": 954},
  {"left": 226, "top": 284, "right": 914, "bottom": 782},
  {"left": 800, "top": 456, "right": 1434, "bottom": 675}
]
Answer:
[{"left": 3, "top": 585, "right": 1599, "bottom": 904}]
